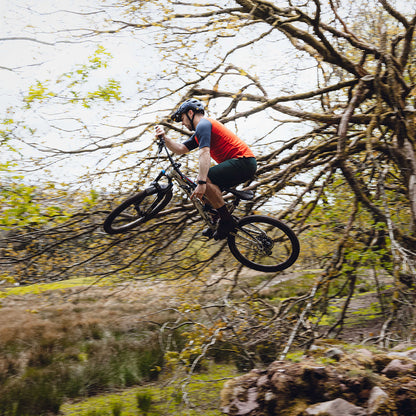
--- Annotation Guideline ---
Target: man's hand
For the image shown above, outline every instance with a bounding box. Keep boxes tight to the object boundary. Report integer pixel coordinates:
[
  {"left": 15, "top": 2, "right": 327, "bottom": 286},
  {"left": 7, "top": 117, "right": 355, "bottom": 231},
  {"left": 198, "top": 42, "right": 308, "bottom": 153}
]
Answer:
[
  {"left": 191, "top": 183, "right": 206, "bottom": 202},
  {"left": 154, "top": 125, "right": 189, "bottom": 155},
  {"left": 155, "top": 125, "right": 165, "bottom": 139}
]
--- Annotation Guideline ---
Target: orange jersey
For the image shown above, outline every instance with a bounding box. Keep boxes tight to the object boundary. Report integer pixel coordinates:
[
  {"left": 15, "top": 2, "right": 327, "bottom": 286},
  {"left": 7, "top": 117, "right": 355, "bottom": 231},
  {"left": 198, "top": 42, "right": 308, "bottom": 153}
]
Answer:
[{"left": 183, "top": 118, "right": 254, "bottom": 164}]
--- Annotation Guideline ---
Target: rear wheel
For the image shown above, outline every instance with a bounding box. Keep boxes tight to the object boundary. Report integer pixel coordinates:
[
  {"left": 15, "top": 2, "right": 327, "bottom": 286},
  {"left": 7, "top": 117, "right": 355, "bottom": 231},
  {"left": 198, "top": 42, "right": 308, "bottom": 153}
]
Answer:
[
  {"left": 228, "top": 215, "right": 299, "bottom": 272},
  {"left": 103, "top": 186, "right": 173, "bottom": 234}
]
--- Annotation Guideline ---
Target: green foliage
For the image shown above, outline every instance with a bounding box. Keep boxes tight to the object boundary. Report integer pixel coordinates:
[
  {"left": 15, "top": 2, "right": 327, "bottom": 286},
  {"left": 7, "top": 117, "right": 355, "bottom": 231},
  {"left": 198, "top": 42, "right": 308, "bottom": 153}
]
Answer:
[
  {"left": 0, "top": 335, "right": 164, "bottom": 415},
  {"left": 84, "top": 79, "right": 121, "bottom": 108},
  {"left": 0, "top": 182, "right": 114, "bottom": 284},
  {"left": 83, "top": 189, "right": 100, "bottom": 208},
  {"left": 61, "top": 362, "right": 238, "bottom": 416},
  {"left": 309, "top": 305, "right": 343, "bottom": 326},
  {"left": 0, "top": 367, "right": 64, "bottom": 416},
  {"left": 1, "top": 181, "right": 45, "bottom": 227},
  {"left": 24, "top": 80, "right": 55, "bottom": 108},
  {"left": 286, "top": 350, "right": 305, "bottom": 363},
  {"left": 0, "top": 277, "right": 108, "bottom": 298},
  {"left": 0, "top": 113, "right": 18, "bottom": 147},
  {"left": 111, "top": 402, "right": 123, "bottom": 416},
  {"left": 316, "top": 356, "right": 337, "bottom": 366},
  {"left": 137, "top": 392, "right": 152, "bottom": 413},
  {"left": 0, "top": 178, "right": 77, "bottom": 231},
  {"left": 85, "top": 410, "right": 107, "bottom": 416},
  {"left": 349, "top": 301, "right": 382, "bottom": 324},
  {"left": 23, "top": 45, "right": 121, "bottom": 110}
]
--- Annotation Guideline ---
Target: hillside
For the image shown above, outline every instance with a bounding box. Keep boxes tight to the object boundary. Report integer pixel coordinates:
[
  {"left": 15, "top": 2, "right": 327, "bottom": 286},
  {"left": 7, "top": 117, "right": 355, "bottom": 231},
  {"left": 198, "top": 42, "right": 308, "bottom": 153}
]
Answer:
[{"left": 1, "top": 268, "right": 413, "bottom": 415}]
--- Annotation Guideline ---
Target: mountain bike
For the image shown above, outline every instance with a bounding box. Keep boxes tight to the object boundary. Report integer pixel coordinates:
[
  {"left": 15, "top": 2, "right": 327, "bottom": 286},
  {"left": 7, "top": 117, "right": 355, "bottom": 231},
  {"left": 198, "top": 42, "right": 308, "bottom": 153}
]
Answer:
[{"left": 103, "top": 137, "right": 300, "bottom": 273}]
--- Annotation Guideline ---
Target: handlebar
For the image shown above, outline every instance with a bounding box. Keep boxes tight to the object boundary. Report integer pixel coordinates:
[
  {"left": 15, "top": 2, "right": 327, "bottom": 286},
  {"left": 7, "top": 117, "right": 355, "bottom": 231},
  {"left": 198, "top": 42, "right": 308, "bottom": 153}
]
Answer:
[
  {"left": 155, "top": 135, "right": 181, "bottom": 172},
  {"left": 157, "top": 135, "right": 165, "bottom": 154}
]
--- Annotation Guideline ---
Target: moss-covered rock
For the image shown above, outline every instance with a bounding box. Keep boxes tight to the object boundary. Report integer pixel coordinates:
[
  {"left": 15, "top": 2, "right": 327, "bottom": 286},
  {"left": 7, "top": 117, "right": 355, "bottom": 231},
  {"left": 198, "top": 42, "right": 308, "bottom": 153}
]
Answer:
[{"left": 220, "top": 344, "right": 416, "bottom": 416}]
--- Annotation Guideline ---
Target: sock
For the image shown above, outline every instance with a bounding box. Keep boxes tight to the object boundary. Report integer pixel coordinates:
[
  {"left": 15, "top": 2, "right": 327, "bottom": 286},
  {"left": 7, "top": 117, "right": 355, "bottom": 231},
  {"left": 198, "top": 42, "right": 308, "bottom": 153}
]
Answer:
[{"left": 217, "top": 205, "right": 232, "bottom": 222}]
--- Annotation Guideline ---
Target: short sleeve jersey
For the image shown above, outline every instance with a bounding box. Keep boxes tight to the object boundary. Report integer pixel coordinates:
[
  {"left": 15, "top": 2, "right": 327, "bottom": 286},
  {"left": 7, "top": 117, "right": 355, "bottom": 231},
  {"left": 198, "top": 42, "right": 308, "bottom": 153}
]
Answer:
[{"left": 183, "top": 118, "right": 254, "bottom": 164}]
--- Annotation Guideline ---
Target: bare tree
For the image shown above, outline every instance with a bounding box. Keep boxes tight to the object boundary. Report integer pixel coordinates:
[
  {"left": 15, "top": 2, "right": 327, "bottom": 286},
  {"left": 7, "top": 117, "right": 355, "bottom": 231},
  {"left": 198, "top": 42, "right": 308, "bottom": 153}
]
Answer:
[{"left": 2, "top": 0, "right": 416, "bottom": 354}]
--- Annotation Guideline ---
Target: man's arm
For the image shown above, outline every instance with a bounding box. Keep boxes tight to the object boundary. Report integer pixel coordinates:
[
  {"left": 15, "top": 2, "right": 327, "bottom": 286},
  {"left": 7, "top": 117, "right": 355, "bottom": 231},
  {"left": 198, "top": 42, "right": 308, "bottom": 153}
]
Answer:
[
  {"left": 164, "top": 136, "right": 189, "bottom": 155},
  {"left": 197, "top": 146, "right": 211, "bottom": 181},
  {"left": 190, "top": 146, "right": 211, "bottom": 201},
  {"left": 155, "top": 125, "right": 189, "bottom": 155}
]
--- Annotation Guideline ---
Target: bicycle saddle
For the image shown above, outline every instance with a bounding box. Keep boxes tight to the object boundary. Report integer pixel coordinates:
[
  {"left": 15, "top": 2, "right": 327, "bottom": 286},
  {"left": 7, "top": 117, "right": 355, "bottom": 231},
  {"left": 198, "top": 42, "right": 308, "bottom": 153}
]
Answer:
[{"left": 226, "top": 188, "right": 255, "bottom": 200}]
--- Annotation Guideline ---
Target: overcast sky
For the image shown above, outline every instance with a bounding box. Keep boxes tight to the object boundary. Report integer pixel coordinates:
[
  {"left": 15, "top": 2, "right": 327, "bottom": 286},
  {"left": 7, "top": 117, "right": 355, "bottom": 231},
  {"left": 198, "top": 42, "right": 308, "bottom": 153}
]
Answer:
[
  {"left": 0, "top": 0, "right": 164, "bottom": 185},
  {"left": 3, "top": 0, "right": 414, "bottom": 188},
  {"left": 1, "top": 1, "right": 139, "bottom": 107}
]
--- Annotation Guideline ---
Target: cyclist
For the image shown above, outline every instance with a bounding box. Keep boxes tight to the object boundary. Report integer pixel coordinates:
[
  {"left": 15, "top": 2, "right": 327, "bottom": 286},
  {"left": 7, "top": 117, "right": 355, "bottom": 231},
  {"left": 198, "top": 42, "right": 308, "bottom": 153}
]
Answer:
[{"left": 155, "top": 98, "right": 256, "bottom": 240}]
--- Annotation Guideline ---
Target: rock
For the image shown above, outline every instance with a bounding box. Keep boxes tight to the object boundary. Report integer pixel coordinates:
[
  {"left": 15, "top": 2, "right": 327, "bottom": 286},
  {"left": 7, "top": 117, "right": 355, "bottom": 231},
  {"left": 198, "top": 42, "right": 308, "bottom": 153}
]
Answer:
[
  {"left": 367, "top": 386, "right": 390, "bottom": 415},
  {"left": 220, "top": 346, "right": 416, "bottom": 416},
  {"left": 305, "top": 398, "right": 366, "bottom": 415},
  {"left": 355, "top": 348, "right": 374, "bottom": 365},
  {"left": 309, "top": 344, "right": 325, "bottom": 352},
  {"left": 403, "top": 348, "right": 416, "bottom": 361},
  {"left": 387, "top": 351, "right": 409, "bottom": 359},
  {"left": 264, "top": 391, "right": 275, "bottom": 401},
  {"left": 394, "top": 380, "right": 416, "bottom": 415},
  {"left": 220, "top": 373, "right": 260, "bottom": 416},
  {"left": 256, "top": 374, "right": 269, "bottom": 388},
  {"left": 382, "top": 358, "right": 414, "bottom": 378},
  {"left": 325, "top": 347, "right": 344, "bottom": 361},
  {"left": 221, "top": 383, "right": 259, "bottom": 416},
  {"left": 387, "top": 347, "right": 416, "bottom": 361},
  {"left": 392, "top": 343, "right": 413, "bottom": 352}
]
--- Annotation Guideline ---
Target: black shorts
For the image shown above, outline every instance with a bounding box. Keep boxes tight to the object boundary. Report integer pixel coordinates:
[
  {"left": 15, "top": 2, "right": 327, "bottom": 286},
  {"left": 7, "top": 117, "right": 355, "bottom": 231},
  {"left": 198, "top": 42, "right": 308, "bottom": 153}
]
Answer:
[{"left": 208, "top": 157, "right": 257, "bottom": 189}]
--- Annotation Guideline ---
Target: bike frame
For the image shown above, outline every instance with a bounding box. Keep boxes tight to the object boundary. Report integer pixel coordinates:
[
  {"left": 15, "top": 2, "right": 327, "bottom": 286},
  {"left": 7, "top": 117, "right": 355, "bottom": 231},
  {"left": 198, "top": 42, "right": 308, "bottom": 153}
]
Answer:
[{"left": 151, "top": 138, "right": 220, "bottom": 232}]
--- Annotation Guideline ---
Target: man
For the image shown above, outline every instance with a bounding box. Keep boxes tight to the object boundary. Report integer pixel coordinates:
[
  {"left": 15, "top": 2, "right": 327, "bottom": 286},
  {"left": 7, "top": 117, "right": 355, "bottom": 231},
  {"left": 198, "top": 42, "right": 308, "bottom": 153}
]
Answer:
[{"left": 155, "top": 98, "right": 256, "bottom": 239}]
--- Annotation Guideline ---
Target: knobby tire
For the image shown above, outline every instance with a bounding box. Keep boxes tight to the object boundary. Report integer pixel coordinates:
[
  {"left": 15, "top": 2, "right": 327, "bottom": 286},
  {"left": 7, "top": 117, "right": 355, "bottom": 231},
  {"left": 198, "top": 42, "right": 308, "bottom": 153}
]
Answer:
[
  {"left": 103, "top": 187, "right": 173, "bottom": 234},
  {"left": 227, "top": 215, "right": 300, "bottom": 272}
]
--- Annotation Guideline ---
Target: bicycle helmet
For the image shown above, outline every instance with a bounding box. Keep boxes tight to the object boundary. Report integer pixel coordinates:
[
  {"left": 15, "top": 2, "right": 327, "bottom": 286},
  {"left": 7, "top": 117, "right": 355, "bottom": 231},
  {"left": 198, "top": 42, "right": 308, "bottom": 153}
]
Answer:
[{"left": 170, "top": 99, "right": 205, "bottom": 122}]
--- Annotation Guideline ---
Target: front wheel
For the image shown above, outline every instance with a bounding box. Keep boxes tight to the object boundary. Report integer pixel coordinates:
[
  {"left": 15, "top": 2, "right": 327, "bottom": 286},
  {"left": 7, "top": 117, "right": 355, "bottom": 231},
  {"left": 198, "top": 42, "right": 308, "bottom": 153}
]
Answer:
[
  {"left": 103, "top": 185, "right": 173, "bottom": 234},
  {"left": 228, "top": 215, "right": 300, "bottom": 272}
]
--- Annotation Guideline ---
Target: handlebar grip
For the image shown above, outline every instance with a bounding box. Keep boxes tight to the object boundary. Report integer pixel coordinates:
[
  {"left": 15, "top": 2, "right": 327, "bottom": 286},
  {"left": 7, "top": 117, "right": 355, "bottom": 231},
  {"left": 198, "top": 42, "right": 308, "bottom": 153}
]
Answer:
[{"left": 157, "top": 135, "right": 165, "bottom": 153}]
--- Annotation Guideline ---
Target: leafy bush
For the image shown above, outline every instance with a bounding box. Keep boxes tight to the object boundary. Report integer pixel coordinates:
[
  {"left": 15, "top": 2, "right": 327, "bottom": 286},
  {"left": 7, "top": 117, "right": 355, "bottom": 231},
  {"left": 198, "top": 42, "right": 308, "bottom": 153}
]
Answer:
[
  {"left": 0, "top": 367, "right": 63, "bottom": 416},
  {"left": 136, "top": 391, "right": 152, "bottom": 413},
  {"left": 0, "top": 331, "right": 164, "bottom": 415}
]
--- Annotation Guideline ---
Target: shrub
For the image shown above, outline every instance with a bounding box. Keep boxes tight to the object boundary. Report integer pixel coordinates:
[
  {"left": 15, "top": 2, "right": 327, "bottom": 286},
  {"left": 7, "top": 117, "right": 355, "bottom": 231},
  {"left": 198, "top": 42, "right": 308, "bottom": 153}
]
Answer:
[
  {"left": 0, "top": 367, "right": 63, "bottom": 416},
  {"left": 0, "top": 332, "right": 164, "bottom": 415},
  {"left": 136, "top": 391, "right": 152, "bottom": 413},
  {"left": 111, "top": 402, "right": 123, "bottom": 416}
]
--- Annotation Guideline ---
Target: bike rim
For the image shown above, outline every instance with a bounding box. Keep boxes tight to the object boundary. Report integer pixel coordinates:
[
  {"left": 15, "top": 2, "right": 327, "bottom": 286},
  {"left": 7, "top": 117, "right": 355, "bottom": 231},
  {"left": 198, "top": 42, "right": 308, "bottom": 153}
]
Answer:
[
  {"left": 230, "top": 218, "right": 298, "bottom": 271},
  {"left": 111, "top": 193, "right": 162, "bottom": 230}
]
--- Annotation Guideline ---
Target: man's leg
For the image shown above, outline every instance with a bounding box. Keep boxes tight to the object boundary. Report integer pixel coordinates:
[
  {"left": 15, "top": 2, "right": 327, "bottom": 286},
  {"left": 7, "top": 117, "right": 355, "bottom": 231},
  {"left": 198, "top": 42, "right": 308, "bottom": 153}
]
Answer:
[
  {"left": 203, "top": 178, "right": 225, "bottom": 209},
  {"left": 203, "top": 178, "right": 235, "bottom": 240},
  {"left": 203, "top": 158, "right": 256, "bottom": 239}
]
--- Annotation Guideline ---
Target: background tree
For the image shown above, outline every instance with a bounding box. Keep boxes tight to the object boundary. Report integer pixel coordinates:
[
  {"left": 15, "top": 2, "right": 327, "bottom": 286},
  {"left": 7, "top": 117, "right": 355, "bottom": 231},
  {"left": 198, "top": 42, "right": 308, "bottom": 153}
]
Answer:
[{"left": 1, "top": 0, "right": 415, "bottom": 358}]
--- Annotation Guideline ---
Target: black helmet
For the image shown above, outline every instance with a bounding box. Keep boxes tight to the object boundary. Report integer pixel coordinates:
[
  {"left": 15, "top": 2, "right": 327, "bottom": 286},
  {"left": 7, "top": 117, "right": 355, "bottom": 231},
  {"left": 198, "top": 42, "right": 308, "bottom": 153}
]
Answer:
[{"left": 171, "top": 99, "right": 205, "bottom": 122}]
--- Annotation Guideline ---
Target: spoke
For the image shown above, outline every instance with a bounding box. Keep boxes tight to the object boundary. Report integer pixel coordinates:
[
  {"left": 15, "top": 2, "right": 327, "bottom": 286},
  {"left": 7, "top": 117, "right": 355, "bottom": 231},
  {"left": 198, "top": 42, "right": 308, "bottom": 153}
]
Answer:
[{"left": 232, "top": 219, "right": 295, "bottom": 269}]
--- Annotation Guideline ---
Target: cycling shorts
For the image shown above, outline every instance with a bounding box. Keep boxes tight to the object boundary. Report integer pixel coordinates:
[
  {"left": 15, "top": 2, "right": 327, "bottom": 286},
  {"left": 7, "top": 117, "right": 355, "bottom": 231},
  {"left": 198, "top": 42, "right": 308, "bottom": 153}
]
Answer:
[{"left": 208, "top": 157, "right": 257, "bottom": 189}]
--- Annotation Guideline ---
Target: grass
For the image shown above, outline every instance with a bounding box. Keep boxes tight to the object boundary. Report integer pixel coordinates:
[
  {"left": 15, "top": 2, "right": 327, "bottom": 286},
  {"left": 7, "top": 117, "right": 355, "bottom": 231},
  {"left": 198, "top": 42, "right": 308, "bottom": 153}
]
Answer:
[
  {"left": 0, "top": 266, "right": 392, "bottom": 415},
  {"left": 253, "top": 272, "right": 317, "bottom": 302},
  {"left": 0, "top": 276, "right": 112, "bottom": 298},
  {"left": 0, "top": 278, "right": 176, "bottom": 415},
  {"left": 0, "top": 276, "right": 243, "bottom": 416},
  {"left": 61, "top": 363, "right": 239, "bottom": 416}
]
